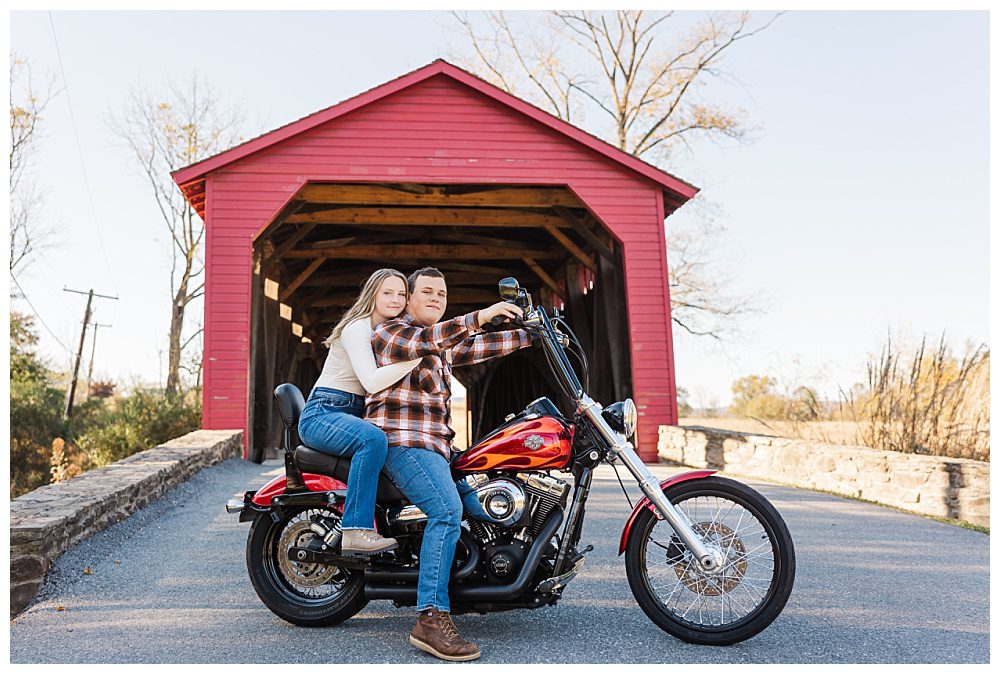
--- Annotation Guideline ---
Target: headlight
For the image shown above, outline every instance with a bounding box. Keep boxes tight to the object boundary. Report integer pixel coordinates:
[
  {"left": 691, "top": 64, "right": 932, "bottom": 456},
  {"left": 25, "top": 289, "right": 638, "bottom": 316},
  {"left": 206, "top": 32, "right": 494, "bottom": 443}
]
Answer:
[
  {"left": 622, "top": 398, "right": 637, "bottom": 437},
  {"left": 602, "top": 398, "right": 637, "bottom": 438}
]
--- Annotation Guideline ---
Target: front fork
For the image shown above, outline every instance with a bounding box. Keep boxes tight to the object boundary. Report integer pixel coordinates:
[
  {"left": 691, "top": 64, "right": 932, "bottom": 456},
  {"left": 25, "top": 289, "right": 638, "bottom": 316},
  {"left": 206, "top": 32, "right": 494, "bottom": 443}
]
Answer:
[{"left": 577, "top": 395, "right": 725, "bottom": 572}]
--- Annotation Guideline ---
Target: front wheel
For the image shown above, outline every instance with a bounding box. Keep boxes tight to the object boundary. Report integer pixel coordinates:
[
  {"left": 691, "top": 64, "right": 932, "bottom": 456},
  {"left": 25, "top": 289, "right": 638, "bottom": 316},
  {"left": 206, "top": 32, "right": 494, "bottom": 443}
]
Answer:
[
  {"left": 246, "top": 506, "right": 368, "bottom": 626},
  {"left": 624, "top": 476, "right": 795, "bottom": 645}
]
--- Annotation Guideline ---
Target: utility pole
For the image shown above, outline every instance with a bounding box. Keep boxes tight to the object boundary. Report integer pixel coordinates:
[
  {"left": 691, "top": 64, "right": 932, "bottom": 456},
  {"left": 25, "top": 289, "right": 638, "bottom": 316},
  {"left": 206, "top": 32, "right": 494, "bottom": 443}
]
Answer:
[
  {"left": 63, "top": 287, "right": 118, "bottom": 418},
  {"left": 85, "top": 321, "right": 113, "bottom": 397}
]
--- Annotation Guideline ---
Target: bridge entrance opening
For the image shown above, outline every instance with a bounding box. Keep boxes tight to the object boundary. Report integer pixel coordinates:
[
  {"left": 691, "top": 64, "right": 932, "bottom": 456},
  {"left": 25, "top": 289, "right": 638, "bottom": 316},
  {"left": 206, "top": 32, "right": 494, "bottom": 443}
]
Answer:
[{"left": 247, "top": 181, "right": 632, "bottom": 459}]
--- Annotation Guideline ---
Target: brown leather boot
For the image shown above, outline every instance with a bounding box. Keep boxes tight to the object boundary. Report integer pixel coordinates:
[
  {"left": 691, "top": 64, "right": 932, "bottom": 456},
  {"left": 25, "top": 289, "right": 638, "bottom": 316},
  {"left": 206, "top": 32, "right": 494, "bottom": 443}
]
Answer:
[{"left": 409, "top": 609, "right": 481, "bottom": 662}]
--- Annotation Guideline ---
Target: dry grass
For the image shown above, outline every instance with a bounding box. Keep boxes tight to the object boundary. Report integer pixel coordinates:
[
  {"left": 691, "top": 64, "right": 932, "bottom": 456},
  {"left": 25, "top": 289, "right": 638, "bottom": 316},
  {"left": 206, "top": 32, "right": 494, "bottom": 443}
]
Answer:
[
  {"left": 685, "top": 335, "right": 989, "bottom": 463},
  {"left": 843, "top": 335, "right": 989, "bottom": 462}
]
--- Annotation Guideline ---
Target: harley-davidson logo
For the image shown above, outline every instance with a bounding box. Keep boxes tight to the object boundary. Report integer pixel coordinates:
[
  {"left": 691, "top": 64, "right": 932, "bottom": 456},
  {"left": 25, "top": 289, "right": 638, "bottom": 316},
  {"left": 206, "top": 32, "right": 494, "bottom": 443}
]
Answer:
[{"left": 524, "top": 434, "right": 544, "bottom": 450}]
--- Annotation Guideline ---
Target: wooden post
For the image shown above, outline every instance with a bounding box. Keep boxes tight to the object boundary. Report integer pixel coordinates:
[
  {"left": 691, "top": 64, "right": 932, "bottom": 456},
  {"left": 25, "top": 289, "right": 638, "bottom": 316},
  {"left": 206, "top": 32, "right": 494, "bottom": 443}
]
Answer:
[
  {"left": 65, "top": 289, "right": 94, "bottom": 418},
  {"left": 61, "top": 287, "right": 118, "bottom": 417},
  {"left": 85, "top": 322, "right": 112, "bottom": 397}
]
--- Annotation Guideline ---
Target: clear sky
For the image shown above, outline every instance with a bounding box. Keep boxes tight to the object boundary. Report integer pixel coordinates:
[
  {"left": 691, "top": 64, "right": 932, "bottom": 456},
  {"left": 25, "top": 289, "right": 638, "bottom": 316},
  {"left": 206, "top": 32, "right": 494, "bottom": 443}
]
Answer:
[{"left": 9, "top": 10, "right": 989, "bottom": 408}]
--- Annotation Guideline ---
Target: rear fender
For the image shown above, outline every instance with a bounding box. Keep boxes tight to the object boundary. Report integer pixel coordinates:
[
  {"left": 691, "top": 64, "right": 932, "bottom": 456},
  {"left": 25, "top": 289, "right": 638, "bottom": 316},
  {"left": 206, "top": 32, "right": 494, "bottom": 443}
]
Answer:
[
  {"left": 251, "top": 473, "right": 346, "bottom": 506},
  {"left": 618, "top": 470, "right": 716, "bottom": 555}
]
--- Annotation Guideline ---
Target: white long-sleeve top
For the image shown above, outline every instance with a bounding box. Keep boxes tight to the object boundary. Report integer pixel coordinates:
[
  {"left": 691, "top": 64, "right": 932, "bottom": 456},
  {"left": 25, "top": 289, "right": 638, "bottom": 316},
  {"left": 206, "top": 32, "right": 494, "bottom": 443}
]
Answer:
[{"left": 312, "top": 318, "right": 420, "bottom": 396}]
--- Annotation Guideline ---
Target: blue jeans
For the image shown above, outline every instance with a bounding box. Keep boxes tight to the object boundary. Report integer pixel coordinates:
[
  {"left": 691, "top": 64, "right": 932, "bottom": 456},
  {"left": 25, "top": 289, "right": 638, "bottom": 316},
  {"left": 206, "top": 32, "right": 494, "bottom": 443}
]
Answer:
[
  {"left": 382, "top": 445, "right": 462, "bottom": 612},
  {"left": 297, "top": 387, "right": 388, "bottom": 531}
]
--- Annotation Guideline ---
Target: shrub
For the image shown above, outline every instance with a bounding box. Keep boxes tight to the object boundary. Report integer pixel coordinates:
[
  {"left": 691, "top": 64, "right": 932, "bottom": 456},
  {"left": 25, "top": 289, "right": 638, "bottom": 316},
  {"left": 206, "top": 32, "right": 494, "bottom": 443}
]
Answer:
[
  {"left": 728, "top": 374, "right": 788, "bottom": 420},
  {"left": 676, "top": 386, "right": 693, "bottom": 417},
  {"left": 49, "top": 437, "right": 84, "bottom": 483},
  {"left": 75, "top": 389, "right": 202, "bottom": 467},
  {"left": 89, "top": 379, "right": 116, "bottom": 398},
  {"left": 787, "top": 385, "right": 821, "bottom": 422},
  {"left": 10, "top": 313, "right": 67, "bottom": 497},
  {"left": 9, "top": 312, "right": 203, "bottom": 496}
]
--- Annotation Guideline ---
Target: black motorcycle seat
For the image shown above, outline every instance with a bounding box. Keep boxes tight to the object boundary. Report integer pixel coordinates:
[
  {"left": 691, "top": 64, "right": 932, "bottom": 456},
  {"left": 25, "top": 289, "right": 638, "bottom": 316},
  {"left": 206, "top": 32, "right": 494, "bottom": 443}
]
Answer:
[{"left": 294, "top": 446, "right": 407, "bottom": 503}]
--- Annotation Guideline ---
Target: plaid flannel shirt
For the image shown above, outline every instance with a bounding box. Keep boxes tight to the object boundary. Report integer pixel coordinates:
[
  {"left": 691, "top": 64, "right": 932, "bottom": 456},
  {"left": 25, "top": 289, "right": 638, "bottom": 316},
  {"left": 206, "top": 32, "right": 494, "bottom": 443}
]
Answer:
[{"left": 366, "top": 311, "right": 533, "bottom": 460}]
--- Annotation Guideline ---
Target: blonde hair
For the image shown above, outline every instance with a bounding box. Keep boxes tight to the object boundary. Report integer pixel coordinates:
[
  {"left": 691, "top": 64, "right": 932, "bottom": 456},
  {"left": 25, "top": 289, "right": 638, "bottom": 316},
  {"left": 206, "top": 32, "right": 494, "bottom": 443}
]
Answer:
[{"left": 323, "top": 268, "right": 408, "bottom": 348}]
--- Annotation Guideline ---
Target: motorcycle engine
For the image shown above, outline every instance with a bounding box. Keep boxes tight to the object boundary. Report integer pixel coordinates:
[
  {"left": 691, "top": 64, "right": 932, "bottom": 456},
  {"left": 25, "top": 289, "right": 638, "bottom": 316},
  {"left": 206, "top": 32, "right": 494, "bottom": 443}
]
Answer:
[
  {"left": 456, "top": 475, "right": 527, "bottom": 527},
  {"left": 457, "top": 472, "right": 569, "bottom": 544},
  {"left": 483, "top": 538, "right": 529, "bottom": 585}
]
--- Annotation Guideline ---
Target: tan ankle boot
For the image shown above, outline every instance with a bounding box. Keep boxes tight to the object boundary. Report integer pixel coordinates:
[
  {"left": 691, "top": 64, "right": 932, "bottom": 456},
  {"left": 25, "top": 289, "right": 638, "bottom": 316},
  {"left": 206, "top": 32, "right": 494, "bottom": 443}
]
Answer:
[
  {"left": 340, "top": 529, "right": 398, "bottom": 556},
  {"left": 409, "top": 609, "right": 481, "bottom": 662}
]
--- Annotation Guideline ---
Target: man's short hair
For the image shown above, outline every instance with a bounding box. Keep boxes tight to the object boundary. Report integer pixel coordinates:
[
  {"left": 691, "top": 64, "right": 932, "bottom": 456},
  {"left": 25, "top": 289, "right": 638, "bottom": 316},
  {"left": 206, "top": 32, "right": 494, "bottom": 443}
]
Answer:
[{"left": 407, "top": 267, "right": 445, "bottom": 293}]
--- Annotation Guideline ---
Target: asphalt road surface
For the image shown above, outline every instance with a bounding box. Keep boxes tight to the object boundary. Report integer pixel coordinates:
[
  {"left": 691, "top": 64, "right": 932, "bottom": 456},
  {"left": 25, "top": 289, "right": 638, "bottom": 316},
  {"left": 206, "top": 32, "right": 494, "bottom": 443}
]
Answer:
[{"left": 10, "top": 457, "right": 989, "bottom": 664}]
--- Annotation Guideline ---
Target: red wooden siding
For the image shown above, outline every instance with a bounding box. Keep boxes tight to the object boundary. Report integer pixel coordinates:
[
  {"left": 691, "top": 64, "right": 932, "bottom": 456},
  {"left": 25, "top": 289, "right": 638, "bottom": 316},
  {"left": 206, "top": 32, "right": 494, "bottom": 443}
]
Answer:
[{"left": 200, "top": 72, "right": 684, "bottom": 459}]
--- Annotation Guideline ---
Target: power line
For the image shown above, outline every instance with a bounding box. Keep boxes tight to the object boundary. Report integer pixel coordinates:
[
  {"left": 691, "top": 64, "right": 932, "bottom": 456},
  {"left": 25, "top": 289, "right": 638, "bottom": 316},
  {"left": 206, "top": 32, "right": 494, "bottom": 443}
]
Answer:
[
  {"left": 35, "top": 263, "right": 74, "bottom": 314},
  {"left": 47, "top": 11, "right": 119, "bottom": 294},
  {"left": 9, "top": 274, "right": 75, "bottom": 355}
]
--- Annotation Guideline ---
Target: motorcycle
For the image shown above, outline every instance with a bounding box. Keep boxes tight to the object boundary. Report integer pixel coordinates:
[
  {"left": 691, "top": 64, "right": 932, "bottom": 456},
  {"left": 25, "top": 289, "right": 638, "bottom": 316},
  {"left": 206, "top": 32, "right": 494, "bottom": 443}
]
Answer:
[{"left": 226, "top": 277, "right": 795, "bottom": 646}]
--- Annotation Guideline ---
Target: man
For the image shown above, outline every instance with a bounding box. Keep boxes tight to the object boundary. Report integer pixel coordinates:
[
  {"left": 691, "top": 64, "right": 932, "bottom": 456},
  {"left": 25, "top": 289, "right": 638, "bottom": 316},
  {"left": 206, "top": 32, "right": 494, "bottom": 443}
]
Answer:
[{"left": 366, "top": 267, "right": 531, "bottom": 662}]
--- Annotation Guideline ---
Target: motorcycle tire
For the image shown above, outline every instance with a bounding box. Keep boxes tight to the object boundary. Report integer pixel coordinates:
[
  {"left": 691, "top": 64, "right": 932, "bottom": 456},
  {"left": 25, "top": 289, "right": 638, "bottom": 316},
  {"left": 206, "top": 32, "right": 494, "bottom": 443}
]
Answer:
[
  {"left": 624, "top": 476, "right": 795, "bottom": 646},
  {"left": 246, "top": 506, "right": 368, "bottom": 627}
]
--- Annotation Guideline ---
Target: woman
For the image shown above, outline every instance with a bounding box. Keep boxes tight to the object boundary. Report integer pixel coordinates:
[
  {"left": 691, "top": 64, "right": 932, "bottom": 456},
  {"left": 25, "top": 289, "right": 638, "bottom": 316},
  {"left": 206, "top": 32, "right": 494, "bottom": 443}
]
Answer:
[{"left": 297, "top": 269, "right": 420, "bottom": 556}]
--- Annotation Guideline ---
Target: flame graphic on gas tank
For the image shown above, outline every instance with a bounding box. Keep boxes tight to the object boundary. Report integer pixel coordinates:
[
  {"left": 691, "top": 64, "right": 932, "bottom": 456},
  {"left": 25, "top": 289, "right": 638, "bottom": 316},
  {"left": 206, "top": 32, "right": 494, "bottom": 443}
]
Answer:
[{"left": 452, "top": 417, "right": 574, "bottom": 472}]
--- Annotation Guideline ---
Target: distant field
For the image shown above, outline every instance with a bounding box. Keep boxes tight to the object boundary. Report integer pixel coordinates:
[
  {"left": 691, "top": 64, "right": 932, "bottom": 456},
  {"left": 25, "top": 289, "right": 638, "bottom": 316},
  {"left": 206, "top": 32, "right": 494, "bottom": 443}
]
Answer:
[{"left": 679, "top": 417, "right": 863, "bottom": 446}]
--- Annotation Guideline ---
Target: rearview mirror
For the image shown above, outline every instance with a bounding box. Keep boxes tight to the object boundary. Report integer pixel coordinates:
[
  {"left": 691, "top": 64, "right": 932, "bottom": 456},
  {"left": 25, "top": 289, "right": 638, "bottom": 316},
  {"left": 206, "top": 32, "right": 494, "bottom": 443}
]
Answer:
[{"left": 498, "top": 277, "right": 520, "bottom": 301}]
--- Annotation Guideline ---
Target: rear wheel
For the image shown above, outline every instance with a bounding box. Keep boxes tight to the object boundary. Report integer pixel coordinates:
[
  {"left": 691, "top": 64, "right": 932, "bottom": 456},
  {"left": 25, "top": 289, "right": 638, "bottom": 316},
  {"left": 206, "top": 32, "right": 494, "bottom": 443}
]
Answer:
[
  {"left": 246, "top": 506, "right": 367, "bottom": 626},
  {"left": 624, "top": 476, "right": 795, "bottom": 645}
]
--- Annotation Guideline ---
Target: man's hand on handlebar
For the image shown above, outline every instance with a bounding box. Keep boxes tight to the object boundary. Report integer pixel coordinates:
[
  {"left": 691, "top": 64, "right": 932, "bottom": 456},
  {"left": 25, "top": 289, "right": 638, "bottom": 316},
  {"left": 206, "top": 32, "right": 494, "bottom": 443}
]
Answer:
[{"left": 478, "top": 301, "right": 524, "bottom": 328}]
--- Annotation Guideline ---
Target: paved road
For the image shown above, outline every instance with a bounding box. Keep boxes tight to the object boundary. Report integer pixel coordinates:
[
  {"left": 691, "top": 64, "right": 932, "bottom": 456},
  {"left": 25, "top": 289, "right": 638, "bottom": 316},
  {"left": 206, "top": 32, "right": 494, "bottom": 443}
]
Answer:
[{"left": 10, "top": 458, "right": 989, "bottom": 664}]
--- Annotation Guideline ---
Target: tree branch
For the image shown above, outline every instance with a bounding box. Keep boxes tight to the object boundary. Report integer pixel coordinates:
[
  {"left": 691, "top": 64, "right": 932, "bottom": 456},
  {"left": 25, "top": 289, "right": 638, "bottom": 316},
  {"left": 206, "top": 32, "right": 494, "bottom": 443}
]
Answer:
[
  {"left": 451, "top": 10, "right": 777, "bottom": 342},
  {"left": 180, "top": 326, "right": 204, "bottom": 352},
  {"left": 107, "top": 74, "right": 245, "bottom": 394}
]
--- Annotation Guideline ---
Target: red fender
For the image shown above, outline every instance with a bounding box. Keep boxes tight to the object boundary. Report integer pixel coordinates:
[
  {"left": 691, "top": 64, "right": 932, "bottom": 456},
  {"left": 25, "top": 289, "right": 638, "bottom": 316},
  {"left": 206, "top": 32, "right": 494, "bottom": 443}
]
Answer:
[
  {"left": 618, "top": 470, "right": 717, "bottom": 555},
  {"left": 251, "top": 472, "right": 347, "bottom": 506}
]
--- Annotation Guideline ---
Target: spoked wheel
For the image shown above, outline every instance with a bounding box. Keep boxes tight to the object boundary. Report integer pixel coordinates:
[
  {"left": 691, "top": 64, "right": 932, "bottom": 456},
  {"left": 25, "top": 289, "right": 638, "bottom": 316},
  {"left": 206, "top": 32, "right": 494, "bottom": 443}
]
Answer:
[
  {"left": 246, "top": 506, "right": 367, "bottom": 626},
  {"left": 624, "top": 476, "right": 795, "bottom": 645}
]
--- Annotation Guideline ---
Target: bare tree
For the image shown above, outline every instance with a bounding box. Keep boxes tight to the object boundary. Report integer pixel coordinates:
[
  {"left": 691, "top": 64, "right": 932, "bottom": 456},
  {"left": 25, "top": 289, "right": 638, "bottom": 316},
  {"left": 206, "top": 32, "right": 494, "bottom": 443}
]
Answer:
[
  {"left": 108, "top": 76, "right": 245, "bottom": 396},
  {"left": 452, "top": 10, "right": 779, "bottom": 339},
  {"left": 179, "top": 318, "right": 204, "bottom": 398},
  {"left": 665, "top": 199, "right": 759, "bottom": 341},
  {"left": 10, "top": 52, "right": 57, "bottom": 277}
]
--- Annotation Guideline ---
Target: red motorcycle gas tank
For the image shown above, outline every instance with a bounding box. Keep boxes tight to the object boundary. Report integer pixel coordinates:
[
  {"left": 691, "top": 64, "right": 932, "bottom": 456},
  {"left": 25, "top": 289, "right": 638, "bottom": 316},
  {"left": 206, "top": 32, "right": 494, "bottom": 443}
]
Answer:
[{"left": 452, "top": 415, "right": 574, "bottom": 472}]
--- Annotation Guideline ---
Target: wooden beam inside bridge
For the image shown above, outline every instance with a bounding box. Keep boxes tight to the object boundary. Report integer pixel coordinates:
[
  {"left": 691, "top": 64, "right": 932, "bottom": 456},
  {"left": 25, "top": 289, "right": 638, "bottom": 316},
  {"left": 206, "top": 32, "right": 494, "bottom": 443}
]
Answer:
[
  {"left": 285, "top": 207, "right": 571, "bottom": 229},
  {"left": 297, "top": 184, "right": 583, "bottom": 209},
  {"left": 282, "top": 244, "right": 564, "bottom": 260}
]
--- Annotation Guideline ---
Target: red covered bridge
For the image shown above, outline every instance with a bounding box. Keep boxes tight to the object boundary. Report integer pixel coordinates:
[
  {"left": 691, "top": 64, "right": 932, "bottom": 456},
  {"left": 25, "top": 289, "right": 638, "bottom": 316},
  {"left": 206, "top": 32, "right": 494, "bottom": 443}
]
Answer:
[{"left": 172, "top": 60, "right": 697, "bottom": 462}]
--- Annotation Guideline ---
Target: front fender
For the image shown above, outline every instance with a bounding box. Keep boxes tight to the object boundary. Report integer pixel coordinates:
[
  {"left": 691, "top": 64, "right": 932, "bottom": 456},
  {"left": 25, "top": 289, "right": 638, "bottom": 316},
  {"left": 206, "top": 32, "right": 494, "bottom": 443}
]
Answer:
[
  {"left": 618, "top": 470, "right": 716, "bottom": 555},
  {"left": 251, "top": 472, "right": 347, "bottom": 506}
]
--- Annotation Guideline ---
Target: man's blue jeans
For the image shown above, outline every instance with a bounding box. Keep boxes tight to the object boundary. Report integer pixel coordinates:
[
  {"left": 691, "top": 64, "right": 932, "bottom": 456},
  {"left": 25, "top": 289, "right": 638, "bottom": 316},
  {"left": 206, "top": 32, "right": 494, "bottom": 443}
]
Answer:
[
  {"left": 382, "top": 445, "right": 462, "bottom": 612},
  {"left": 297, "top": 387, "right": 388, "bottom": 531}
]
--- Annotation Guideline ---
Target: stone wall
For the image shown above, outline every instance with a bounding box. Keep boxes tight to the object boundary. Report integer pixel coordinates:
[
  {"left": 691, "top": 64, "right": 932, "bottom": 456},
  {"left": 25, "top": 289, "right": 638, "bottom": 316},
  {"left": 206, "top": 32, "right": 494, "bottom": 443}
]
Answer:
[
  {"left": 658, "top": 425, "right": 989, "bottom": 527},
  {"left": 10, "top": 429, "right": 243, "bottom": 617}
]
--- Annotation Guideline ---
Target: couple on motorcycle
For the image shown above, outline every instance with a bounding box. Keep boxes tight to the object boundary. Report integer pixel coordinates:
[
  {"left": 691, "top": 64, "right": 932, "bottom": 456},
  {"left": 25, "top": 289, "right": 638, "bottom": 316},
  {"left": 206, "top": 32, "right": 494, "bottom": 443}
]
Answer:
[{"left": 297, "top": 265, "right": 529, "bottom": 661}]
